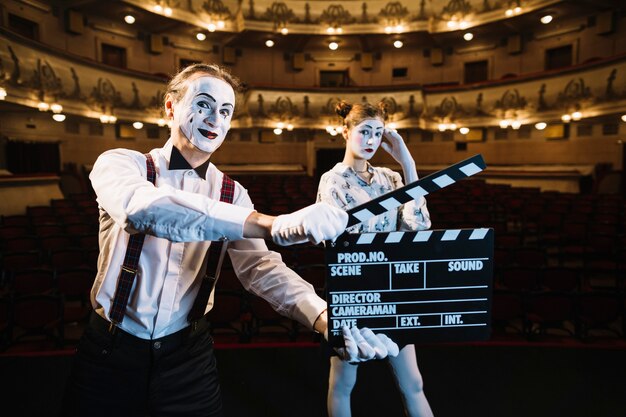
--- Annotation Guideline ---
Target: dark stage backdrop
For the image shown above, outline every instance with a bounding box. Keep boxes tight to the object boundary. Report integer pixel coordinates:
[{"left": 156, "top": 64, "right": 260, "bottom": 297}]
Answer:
[{"left": 1, "top": 344, "right": 625, "bottom": 417}]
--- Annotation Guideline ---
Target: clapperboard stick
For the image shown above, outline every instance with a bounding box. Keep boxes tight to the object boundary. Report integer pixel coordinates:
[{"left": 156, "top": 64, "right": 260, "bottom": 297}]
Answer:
[{"left": 346, "top": 154, "right": 486, "bottom": 228}]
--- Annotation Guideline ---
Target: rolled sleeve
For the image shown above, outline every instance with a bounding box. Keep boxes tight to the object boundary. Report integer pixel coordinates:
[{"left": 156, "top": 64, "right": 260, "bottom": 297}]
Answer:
[
  {"left": 90, "top": 148, "right": 254, "bottom": 242},
  {"left": 228, "top": 240, "right": 326, "bottom": 329}
]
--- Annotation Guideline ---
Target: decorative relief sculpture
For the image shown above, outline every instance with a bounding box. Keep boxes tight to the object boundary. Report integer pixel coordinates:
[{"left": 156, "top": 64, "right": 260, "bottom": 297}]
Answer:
[
  {"left": 262, "top": 2, "right": 297, "bottom": 27},
  {"left": 268, "top": 96, "right": 299, "bottom": 122},
  {"left": 29, "top": 59, "right": 63, "bottom": 99},
  {"left": 494, "top": 89, "right": 527, "bottom": 112},
  {"left": 320, "top": 5, "right": 356, "bottom": 27},
  {"left": 556, "top": 78, "right": 593, "bottom": 109},
  {"left": 89, "top": 78, "right": 123, "bottom": 112},
  {"left": 380, "top": 2, "right": 409, "bottom": 26}
]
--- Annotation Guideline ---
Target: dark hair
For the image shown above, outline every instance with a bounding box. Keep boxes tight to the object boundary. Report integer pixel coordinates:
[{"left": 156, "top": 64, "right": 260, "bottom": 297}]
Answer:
[
  {"left": 165, "top": 63, "right": 242, "bottom": 105},
  {"left": 335, "top": 100, "right": 386, "bottom": 131}
]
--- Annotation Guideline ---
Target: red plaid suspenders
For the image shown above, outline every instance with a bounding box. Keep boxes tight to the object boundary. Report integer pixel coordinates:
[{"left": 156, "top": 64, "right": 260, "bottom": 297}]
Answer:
[
  {"left": 108, "top": 153, "right": 236, "bottom": 329},
  {"left": 188, "top": 175, "right": 235, "bottom": 322},
  {"left": 108, "top": 154, "right": 157, "bottom": 326}
]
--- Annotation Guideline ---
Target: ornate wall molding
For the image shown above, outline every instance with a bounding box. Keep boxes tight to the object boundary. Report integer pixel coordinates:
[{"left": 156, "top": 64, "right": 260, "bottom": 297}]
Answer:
[
  {"left": 124, "top": 0, "right": 564, "bottom": 35},
  {"left": 2, "top": 31, "right": 626, "bottom": 132}
]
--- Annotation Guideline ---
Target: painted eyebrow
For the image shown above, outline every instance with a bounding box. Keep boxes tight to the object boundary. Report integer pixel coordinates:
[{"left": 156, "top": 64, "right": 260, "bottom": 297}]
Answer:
[
  {"left": 362, "top": 124, "right": 384, "bottom": 130},
  {"left": 196, "top": 93, "right": 234, "bottom": 108}
]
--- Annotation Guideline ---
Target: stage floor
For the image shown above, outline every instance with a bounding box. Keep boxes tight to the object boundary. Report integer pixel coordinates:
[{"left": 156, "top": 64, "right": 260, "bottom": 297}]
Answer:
[{"left": 1, "top": 342, "right": 625, "bottom": 417}]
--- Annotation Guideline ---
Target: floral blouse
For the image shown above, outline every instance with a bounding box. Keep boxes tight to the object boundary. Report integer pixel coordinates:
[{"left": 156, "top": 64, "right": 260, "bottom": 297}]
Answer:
[{"left": 317, "top": 162, "right": 431, "bottom": 234}]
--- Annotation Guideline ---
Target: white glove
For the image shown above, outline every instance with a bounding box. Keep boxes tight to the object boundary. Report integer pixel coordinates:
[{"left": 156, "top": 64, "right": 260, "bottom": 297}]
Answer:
[
  {"left": 335, "top": 326, "right": 399, "bottom": 363},
  {"left": 375, "top": 332, "right": 400, "bottom": 357},
  {"left": 271, "top": 202, "right": 349, "bottom": 246},
  {"left": 381, "top": 128, "right": 413, "bottom": 167}
]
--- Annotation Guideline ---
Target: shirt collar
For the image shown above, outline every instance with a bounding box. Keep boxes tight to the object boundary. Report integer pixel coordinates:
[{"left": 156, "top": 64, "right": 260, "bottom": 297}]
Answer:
[
  {"left": 168, "top": 144, "right": 210, "bottom": 179},
  {"left": 335, "top": 162, "right": 374, "bottom": 175},
  {"left": 335, "top": 162, "right": 375, "bottom": 185}
]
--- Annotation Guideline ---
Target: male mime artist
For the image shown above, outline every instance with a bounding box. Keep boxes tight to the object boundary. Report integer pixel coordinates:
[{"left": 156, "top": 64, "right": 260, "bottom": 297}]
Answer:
[{"left": 61, "top": 63, "right": 397, "bottom": 417}]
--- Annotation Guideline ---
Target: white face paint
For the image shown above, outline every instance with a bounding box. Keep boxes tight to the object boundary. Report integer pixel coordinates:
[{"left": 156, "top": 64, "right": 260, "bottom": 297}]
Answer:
[
  {"left": 173, "top": 76, "right": 235, "bottom": 153},
  {"left": 345, "top": 118, "right": 385, "bottom": 161}
]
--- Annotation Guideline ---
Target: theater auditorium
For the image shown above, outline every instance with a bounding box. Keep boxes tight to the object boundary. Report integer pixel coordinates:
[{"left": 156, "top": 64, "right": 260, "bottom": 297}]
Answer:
[{"left": 0, "top": 1, "right": 625, "bottom": 416}]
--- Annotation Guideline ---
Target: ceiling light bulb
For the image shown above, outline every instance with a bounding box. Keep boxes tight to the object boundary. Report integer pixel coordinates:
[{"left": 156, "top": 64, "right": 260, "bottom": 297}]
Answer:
[
  {"left": 50, "top": 103, "right": 63, "bottom": 113},
  {"left": 327, "top": 27, "right": 335, "bottom": 34},
  {"left": 99, "top": 115, "right": 109, "bottom": 123},
  {"left": 438, "top": 124, "right": 446, "bottom": 132},
  {"left": 154, "top": 5, "right": 163, "bottom": 13},
  {"left": 621, "top": 115, "right": 626, "bottom": 122},
  {"left": 499, "top": 120, "right": 509, "bottom": 129},
  {"left": 280, "top": 27, "right": 289, "bottom": 35},
  {"left": 463, "top": 32, "right": 474, "bottom": 41},
  {"left": 336, "top": 27, "right": 343, "bottom": 34},
  {"left": 0, "top": 87, "right": 6, "bottom": 100},
  {"left": 449, "top": 123, "right": 457, "bottom": 130},
  {"left": 329, "top": 41, "right": 339, "bottom": 50},
  {"left": 561, "top": 114, "right": 572, "bottom": 122},
  {"left": 124, "top": 15, "right": 135, "bottom": 24},
  {"left": 286, "top": 124, "right": 294, "bottom": 131},
  {"left": 447, "top": 21, "right": 458, "bottom": 29},
  {"left": 265, "top": 39, "right": 274, "bottom": 47},
  {"left": 535, "top": 122, "right": 547, "bottom": 130},
  {"left": 541, "top": 15, "right": 553, "bottom": 24},
  {"left": 511, "top": 120, "right": 522, "bottom": 130},
  {"left": 52, "top": 114, "right": 66, "bottom": 122},
  {"left": 157, "top": 118, "right": 166, "bottom": 127},
  {"left": 164, "top": 7, "right": 172, "bottom": 16},
  {"left": 384, "top": 26, "right": 393, "bottom": 34},
  {"left": 393, "top": 40, "right": 403, "bottom": 48},
  {"left": 133, "top": 122, "right": 144, "bottom": 129},
  {"left": 276, "top": 122, "right": 285, "bottom": 129},
  {"left": 37, "top": 102, "right": 50, "bottom": 112},
  {"left": 217, "top": 20, "right": 225, "bottom": 29},
  {"left": 514, "top": 7, "right": 522, "bottom": 13},
  {"left": 571, "top": 111, "right": 582, "bottom": 121},
  {"left": 505, "top": 9, "right": 514, "bottom": 17},
  {"left": 395, "top": 25, "right": 403, "bottom": 33},
  {"left": 273, "top": 128, "right": 283, "bottom": 135},
  {"left": 459, "top": 127, "right": 470, "bottom": 135},
  {"left": 459, "top": 21, "right": 469, "bottom": 30},
  {"left": 109, "top": 116, "right": 117, "bottom": 123},
  {"left": 196, "top": 33, "right": 206, "bottom": 41},
  {"left": 207, "top": 23, "right": 216, "bottom": 32}
]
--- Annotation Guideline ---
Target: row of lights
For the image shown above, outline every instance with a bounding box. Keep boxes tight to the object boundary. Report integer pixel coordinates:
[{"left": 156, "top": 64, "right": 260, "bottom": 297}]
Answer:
[
  {"left": 153, "top": 5, "right": 173, "bottom": 16},
  {"left": 37, "top": 101, "right": 67, "bottom": 122},
  {"left": 505, "top": 6, "right": 523, "bottom": 17},
  {"left": 3, "top": 86, "right": 625, "bottom": 132},
  {"left": 196, "top": 21, "right": 226, "bottom": 40},
  {"left": 324, "top": 12, "right": 555, "bottom": 51},
  {"left": 461, "top": 14, "right": 552, "bottom": 43},
  {"left": 273, "top": 122, "right": 294, "bottom": 135},
  {"left": 123, "top": 4, "right": 553, "bottom": 46}
]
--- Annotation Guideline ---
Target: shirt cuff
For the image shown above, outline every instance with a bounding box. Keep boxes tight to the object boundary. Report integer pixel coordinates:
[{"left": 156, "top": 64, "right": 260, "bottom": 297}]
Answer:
[
  {"left": 208, "top": 202, "right": 255, "bottom": 241},
  {"left": 292, "top": 293, "right": 328, "bottom": 329}
]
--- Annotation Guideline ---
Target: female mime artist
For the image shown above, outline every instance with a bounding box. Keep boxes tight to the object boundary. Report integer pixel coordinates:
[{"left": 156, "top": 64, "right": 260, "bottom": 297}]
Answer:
[{"left": 317, "top": 100, "right": 435, "bottom": 417}]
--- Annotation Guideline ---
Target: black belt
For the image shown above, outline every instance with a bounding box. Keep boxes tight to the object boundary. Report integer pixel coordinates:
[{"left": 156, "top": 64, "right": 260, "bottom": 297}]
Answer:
[{"left": 89, "top": 312, "right": 212, "bottom": 349}]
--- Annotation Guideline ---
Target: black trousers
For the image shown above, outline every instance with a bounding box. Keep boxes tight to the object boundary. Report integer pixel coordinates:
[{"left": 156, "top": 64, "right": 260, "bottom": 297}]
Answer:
[{"left": 61, "top": 313, "right": 223, "bottom": 417}]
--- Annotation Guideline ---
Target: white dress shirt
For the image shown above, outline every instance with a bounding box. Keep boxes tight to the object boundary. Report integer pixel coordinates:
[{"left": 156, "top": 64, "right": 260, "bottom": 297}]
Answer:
[
  {"left": 89, "top": 140, "right": 326, "bottom": 339},
  {"left": 316, "top": 162, "right": 431, "bottom": 234}
]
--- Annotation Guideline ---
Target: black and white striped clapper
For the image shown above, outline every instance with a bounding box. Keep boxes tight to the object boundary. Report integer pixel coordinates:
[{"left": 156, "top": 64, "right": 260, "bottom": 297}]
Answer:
[
  {"left": 325, "top": 154, "right": 492, "bottom": 347},
  {"left": 326, "top": 228, "right": 494, "bottom": 347},
  {"left": 347, "top": 153, "right": 486, "bottom": 227}
]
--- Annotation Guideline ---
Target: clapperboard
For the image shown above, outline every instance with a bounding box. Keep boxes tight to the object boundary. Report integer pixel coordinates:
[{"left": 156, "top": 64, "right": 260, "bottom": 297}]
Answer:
[{"left": 325, "top": 154, "right": 493, "bottom": 347}]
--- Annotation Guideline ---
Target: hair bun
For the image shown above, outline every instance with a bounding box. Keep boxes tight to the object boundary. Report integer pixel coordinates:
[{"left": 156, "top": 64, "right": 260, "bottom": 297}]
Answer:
[{"left": 335, "top": 101, "right": 353, "bottom": 119}]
